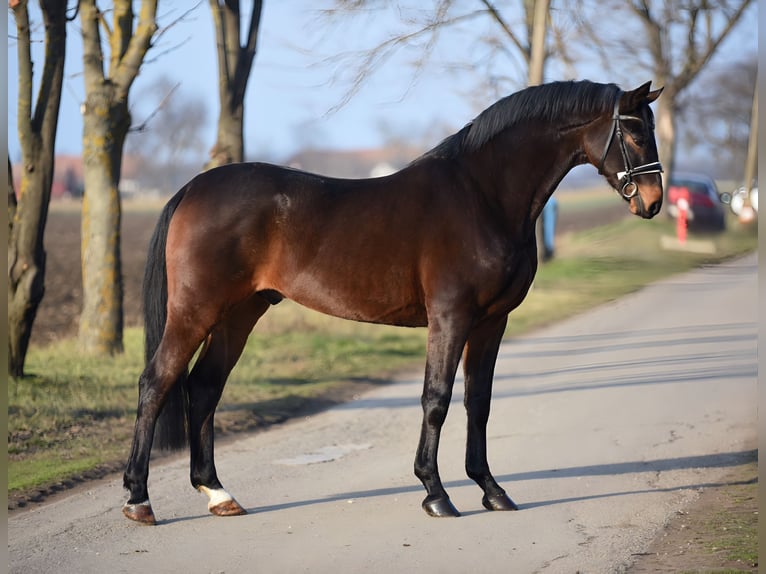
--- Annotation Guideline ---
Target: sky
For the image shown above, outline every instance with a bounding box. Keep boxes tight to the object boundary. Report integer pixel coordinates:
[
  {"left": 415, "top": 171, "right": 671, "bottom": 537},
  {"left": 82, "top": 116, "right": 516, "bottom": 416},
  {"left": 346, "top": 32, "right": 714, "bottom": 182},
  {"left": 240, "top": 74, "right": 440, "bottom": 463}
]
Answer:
[
  {"left": 7, "top": 1, "right": 758, "bottom": 167},
  {"left": 9, "top": 2, "right": 480, "bottom": 162}
]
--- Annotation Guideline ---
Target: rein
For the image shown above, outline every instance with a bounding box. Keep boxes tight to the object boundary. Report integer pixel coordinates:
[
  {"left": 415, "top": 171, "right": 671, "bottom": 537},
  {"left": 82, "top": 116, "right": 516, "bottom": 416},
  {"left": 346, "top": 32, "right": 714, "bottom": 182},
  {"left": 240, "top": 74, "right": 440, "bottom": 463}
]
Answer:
[{"left": 598, "top": 97, "right": 663, "bottom": 202}]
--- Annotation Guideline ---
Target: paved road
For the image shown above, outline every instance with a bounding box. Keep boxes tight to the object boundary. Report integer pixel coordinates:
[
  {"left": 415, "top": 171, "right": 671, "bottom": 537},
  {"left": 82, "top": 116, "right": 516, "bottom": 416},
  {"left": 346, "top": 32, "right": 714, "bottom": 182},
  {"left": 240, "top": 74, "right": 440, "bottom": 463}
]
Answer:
[{"left": 9, "top": 254, "right": 757, "bottom": 574}]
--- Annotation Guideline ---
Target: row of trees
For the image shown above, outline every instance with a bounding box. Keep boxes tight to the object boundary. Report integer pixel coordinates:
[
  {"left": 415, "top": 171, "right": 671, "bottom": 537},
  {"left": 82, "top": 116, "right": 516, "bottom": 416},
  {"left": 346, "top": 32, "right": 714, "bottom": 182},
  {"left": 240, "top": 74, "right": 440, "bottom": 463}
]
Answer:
[
  {"left": 8, "top": 0, "right": 755, "bottom": 377},
  {"left": 9, "top": 0, "right": 262, "bottom": 376}
]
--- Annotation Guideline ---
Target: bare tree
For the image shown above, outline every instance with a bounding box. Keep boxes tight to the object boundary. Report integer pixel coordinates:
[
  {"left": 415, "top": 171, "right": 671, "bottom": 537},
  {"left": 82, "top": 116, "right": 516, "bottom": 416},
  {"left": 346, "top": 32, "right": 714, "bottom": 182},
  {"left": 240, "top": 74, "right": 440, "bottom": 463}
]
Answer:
[
  {"left": 8, "top": 0, "right": 68, "bottom": 377},
  {"left": 78, "top": 0, "right": 158, "bottom": 355},
  {"left": 318, "top": 1, "right": 584, "bottom": 111},
  {"left": 621, "top": 0, "right": 753, "bottom": 183},
  {"left": 206, "top": 0, "right": 263, "bottom": 168},
  {"left": 679, "top": 56, "right": 756, "bottom": 177}
]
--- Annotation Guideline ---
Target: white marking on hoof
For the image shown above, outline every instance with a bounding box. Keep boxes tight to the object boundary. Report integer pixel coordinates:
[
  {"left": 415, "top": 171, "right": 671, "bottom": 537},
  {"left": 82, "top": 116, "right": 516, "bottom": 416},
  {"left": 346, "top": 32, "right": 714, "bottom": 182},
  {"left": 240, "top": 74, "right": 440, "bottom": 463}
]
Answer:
[{"left": 197, "top": 486, "right": 234, "bottom": 510}]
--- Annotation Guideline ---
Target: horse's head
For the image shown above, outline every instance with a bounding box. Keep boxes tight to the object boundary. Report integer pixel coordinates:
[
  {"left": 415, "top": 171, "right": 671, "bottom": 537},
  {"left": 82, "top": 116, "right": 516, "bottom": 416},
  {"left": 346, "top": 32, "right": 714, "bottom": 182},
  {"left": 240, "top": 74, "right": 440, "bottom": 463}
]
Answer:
[{"left": 590, "top": 82, "right": 664, "bottom": 219}]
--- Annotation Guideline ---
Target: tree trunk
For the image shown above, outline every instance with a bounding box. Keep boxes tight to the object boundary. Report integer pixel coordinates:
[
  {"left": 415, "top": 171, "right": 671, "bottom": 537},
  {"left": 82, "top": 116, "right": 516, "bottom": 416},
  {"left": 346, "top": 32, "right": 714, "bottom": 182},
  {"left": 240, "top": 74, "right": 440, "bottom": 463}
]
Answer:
[
  {"left": 78, "top": 91, "right": 128, "bottom": 354},
  {"left": 527, "top": 0, "right": 548, "bottom": 86},
  {"left": 205, "top": 0, "right": 262, "bottom": 170},
  {"left": 655, "top": 90, "right": 677, "bottom": 189},
  {"left": 77, "top": 0, "right": 157, "bottom": 356},
  {"left": 208, "top": 102, "right": 244, "bottom": 167},
  {"left": 527, "top": 0, "right": 550, "bottom": 261},
  {"left": 8, "top": 1, "right": 67, "bottom": 377},
  {"left": 9, "top": 163, "right": 50, "bottom": 377}
]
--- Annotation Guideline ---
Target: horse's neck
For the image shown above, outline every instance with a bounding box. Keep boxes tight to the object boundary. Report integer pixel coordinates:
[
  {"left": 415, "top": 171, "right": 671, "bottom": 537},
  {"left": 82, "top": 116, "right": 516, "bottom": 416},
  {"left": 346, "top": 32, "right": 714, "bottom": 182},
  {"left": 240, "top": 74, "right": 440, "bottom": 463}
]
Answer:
[{"left": 478, "top": 127, "right": 586, "bottom": 235}]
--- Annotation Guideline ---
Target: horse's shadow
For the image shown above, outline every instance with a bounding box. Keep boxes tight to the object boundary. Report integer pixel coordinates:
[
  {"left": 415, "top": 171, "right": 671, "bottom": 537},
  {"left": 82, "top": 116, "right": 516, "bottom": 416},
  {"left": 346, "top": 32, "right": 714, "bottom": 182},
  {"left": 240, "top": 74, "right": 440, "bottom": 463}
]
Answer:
[{"left": 157, "top": 448, "right": 756, "bottom": 525}]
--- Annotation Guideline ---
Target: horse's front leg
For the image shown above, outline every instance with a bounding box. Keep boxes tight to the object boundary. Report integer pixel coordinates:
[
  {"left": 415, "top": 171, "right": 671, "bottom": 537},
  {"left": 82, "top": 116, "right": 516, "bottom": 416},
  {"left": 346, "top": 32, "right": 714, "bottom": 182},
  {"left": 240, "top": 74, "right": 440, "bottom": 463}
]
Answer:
[
  {"left": 463, "top": 314, "right": 518, "bottom": 511},
  {"left": 414, "top": 314, "right": 471, "bottom": 517}
]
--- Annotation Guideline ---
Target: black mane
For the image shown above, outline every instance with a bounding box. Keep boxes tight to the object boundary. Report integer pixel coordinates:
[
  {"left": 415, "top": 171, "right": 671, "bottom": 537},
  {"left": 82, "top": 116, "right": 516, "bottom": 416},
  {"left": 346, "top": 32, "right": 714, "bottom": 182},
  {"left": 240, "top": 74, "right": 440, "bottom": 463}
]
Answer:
[{"left": 419, "top": 80, "right": 620, "bottom": 160}]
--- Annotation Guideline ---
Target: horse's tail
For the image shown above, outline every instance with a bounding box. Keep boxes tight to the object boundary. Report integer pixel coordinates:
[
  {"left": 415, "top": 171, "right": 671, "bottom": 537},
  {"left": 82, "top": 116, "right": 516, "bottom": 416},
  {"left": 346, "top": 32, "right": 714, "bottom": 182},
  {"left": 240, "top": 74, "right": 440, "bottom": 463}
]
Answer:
[{"left": 144, "top": 188, "right": 188, "bottom": 452}]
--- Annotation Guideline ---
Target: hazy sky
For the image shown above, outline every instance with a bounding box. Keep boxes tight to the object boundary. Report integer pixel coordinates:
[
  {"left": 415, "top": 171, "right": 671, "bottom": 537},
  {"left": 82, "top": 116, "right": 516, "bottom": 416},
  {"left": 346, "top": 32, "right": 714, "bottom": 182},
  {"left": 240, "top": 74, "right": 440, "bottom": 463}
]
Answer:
[
  {"left": 8, "top": 2, "right": 477, "bottom": 161},
  {"left": 7, "top": 1, "right": 757, "bottom": 165}
]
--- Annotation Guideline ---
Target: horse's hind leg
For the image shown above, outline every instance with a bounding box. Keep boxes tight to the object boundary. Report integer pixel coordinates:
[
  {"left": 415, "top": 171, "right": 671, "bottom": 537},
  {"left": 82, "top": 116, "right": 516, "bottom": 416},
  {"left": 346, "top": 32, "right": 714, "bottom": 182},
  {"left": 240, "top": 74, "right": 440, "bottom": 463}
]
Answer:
[
  {"left": 463, "top": 314, "right": 517, "bottom": 511},
  {"left": 123, "top": 321, "right": 209, "bottom": 525},
  {"left": 187, "top": 295, "right": 270, "bottom": 516}
]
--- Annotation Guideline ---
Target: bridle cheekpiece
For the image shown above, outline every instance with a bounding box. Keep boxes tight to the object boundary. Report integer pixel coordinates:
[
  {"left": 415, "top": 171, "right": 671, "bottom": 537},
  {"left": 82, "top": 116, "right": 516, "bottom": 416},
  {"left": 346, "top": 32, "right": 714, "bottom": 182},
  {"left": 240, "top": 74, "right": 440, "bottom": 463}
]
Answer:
[{"left": 598, "top": 97, "right": 663, "bottom": 200}]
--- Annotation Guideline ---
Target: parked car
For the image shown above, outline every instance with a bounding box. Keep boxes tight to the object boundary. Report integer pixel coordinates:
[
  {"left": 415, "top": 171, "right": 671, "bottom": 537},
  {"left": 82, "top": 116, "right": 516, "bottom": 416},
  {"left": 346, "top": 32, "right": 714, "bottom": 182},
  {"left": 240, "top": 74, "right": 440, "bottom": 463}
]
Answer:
[{"left": 666, "top": 173, "right": 726, "bottom": 231}]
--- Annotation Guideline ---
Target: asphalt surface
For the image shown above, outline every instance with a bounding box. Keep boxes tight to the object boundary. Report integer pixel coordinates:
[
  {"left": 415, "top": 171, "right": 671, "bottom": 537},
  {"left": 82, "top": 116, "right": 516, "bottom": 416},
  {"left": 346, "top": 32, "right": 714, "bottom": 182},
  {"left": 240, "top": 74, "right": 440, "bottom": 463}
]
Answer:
[{"left": 9, "top": 253, "right": 758, "bottom": 574}]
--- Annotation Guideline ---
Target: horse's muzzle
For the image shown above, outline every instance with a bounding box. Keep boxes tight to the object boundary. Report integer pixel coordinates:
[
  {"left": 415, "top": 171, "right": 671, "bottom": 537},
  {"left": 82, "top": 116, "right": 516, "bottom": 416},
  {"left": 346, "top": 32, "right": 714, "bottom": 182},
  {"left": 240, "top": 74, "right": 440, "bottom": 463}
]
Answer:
[{"left": 629, "top": 183, "right": 663, "bottom": 219}]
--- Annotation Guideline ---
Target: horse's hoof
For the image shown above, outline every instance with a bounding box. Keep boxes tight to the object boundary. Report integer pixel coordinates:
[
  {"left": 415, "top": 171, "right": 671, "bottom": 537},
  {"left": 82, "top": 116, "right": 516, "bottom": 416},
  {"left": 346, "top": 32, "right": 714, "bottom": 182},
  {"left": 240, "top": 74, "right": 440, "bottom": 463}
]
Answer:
[
  {"left": 122, "top": 500, "right": 157, "bottom": 525},
  {"left": 198, "top": 485, "right": 247, "bottom": 517},
  {"left": 209, "top": 498, "right": 247, "bottom": 517},
  {"left": 482, "top": 492, "right": 518, "bottom": 511},
  {"left": 422, "top": 495, "right": 460, "bottom": 517}
]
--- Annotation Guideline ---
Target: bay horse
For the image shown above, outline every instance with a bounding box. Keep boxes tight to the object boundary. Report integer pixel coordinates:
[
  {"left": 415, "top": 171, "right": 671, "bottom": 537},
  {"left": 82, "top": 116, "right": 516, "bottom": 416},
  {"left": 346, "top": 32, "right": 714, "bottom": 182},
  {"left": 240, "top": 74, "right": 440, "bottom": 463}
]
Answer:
[{"left": 123, "top": 80, "right": 664, "bottom": 525}]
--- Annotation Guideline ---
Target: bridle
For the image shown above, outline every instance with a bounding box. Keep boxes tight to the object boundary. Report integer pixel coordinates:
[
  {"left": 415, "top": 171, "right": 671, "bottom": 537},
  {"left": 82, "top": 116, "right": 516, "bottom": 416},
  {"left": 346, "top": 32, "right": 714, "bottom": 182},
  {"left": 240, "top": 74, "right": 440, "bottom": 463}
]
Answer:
[{"left": 598, "top": 97, "right": 663, "bottom": 202}]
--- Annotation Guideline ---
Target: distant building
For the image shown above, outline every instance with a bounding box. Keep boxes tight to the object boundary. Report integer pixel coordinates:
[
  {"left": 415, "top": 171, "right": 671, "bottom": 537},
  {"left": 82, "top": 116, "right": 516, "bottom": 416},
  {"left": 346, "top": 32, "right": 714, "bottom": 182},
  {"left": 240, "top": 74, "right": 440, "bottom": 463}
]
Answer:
[
  {"left": 285, "top": 145, "right": 422, "bottom": 179},
  {"left": 11, "top": 154, "right": 144, "bottom": 200}
]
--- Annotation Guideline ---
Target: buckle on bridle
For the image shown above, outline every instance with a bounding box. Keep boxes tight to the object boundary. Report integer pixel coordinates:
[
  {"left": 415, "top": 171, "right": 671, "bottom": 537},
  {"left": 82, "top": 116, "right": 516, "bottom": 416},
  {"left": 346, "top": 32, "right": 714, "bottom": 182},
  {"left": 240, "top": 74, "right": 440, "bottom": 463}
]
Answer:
[{"left": 617, "top": 161, "right": 663, "bottom": 199}]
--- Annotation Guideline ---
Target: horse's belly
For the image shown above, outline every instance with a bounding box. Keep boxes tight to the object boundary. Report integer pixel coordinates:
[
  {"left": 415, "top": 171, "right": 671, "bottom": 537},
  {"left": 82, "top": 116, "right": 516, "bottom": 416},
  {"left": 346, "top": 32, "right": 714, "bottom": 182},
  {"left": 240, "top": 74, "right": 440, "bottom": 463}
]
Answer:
[{"left": 275, "top": 273, "right": 428, "bottom": 328}]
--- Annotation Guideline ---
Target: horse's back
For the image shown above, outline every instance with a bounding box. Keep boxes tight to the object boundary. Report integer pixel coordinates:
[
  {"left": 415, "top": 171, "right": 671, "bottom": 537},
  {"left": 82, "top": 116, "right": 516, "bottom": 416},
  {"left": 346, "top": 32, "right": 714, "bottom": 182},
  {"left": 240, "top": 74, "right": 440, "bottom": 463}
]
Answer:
[{"left": 166, "top": 162, "right": 435, "bottom": 326}]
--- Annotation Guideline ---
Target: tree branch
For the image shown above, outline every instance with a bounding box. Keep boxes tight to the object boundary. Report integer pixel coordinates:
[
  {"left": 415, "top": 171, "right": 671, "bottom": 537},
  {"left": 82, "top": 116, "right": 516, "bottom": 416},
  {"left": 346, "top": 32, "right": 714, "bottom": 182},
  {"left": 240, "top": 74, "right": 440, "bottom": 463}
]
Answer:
[
  {"left": 222, "top": 0, "right": 241, "bottom": 81},
  {"left": 112, "top": 0, "right": 159, "bottom": 101},
  {"left": 98, "top": 5, "right": 113, "bottom": 40},
  {"left": 12, "top": 1, "right": 33, "bottom": 158},
  {"left": 675, "top": 0, "right": 753, "bottom": 88},
  {"left": 109, "top": 0, "right": 133, "bottom": 78},
  {"left": 479, "top": 0, "right": 528, "bottom": 59},
  {"left": 320, "top": 5, "right": 486, "bottom": 113},
  {"left": 231, "top": 0, "right": 262, "bottom": 109},
  {"left": 628, "top": 0, "right": 669, "bottom": 80},
  {"left": 129, "top": 82, "right": 180, "bottom": 133},
  {"left": 33, "top": 1, "right": 67, "bottom": 136},
  {"left": 153, "top": 0, "right": 204, "bottom": 44},
  {"left": 209, "top": 0, "right": 231, "bottom": 106},
  {"left": 80, "top": 0, "right": 106, "bottom": 88},
  {"left": 66, "top": 1, "right": 80, "bottom": 22}
]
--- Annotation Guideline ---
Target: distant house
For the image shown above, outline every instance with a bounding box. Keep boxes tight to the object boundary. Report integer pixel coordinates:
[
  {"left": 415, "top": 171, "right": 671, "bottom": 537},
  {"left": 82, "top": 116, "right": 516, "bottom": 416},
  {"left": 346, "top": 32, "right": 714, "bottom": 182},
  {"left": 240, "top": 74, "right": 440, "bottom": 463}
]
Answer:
[
  {"left": 285, "top": 145, "right": 422, "bottom": 179},
  {"left": 11, "top": 154, "right": 144, "bottom": 200}
]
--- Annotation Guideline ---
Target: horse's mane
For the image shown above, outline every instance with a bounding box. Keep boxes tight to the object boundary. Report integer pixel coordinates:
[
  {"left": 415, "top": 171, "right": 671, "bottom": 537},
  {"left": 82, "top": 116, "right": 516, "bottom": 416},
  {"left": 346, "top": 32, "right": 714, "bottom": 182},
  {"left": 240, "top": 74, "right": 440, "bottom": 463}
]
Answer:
[{"left": 417, "top": 80, "right": 620, "bottom": 161}]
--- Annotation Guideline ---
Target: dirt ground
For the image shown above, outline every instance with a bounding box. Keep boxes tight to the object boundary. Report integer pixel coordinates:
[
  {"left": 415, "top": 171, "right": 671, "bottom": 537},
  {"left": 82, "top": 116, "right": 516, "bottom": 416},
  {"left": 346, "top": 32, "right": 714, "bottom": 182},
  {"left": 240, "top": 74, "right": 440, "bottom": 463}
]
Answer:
[
  {"left": 31, "top": 204, "right": 157, "bottom": 347},
  {"left": 21, "top": 199, "right": 758, "bottom": 572}
]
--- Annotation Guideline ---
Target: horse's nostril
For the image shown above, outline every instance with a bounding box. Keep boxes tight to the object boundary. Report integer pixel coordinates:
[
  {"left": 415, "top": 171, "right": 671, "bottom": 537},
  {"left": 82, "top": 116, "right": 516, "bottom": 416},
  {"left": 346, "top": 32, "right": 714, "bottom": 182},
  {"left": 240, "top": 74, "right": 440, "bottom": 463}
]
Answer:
[{"left": 648, "top": 200, "right": 661, "bottom": 217}]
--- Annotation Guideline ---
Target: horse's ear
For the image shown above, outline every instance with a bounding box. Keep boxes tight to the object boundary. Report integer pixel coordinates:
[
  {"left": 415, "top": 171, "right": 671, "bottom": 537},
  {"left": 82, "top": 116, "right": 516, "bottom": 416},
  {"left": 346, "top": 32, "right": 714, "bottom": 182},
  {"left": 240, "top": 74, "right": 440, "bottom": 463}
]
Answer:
[
  {"left": 645, "top": 86, "right": 663, "bottom": 104},
  {"left": 619, "top": 81, "right": 661, "bottom": 112}
]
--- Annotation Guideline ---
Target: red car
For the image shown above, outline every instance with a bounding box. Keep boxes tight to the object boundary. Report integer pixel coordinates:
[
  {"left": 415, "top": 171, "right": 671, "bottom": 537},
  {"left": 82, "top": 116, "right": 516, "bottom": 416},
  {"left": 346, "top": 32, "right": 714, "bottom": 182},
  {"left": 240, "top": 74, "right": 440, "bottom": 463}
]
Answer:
[{"left": 666, "top": 173, "right": 726, "bottom": 231}]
